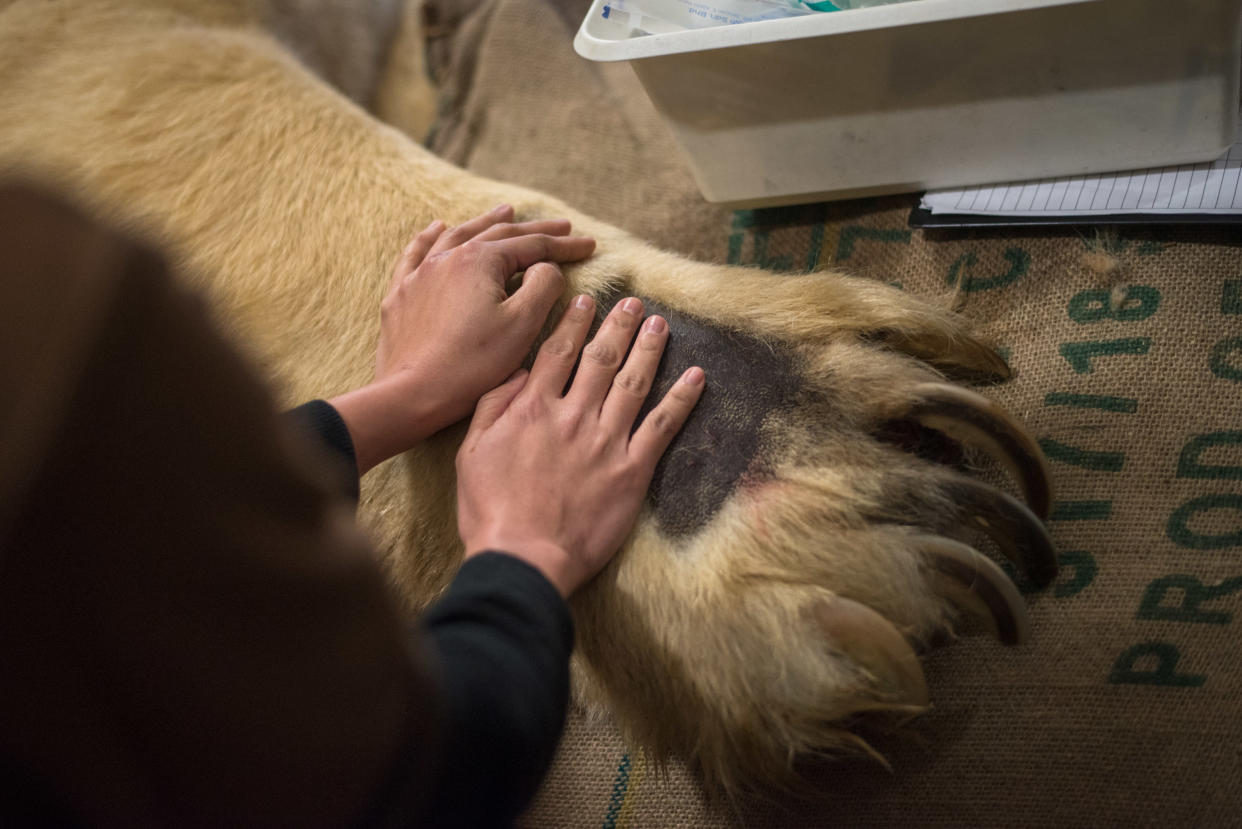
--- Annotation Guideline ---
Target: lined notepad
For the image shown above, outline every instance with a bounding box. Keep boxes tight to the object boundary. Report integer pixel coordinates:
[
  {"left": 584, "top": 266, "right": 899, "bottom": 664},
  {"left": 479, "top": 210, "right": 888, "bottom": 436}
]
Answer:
[{"left": 917, "top": 117, "right": 1242, "bottom": 222}]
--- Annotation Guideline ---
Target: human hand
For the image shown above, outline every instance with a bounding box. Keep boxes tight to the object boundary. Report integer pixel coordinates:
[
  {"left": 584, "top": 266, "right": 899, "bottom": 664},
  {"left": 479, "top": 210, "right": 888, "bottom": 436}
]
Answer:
[
  {"left": 455, "top": 295, "right": 705, "bottom": 597},
  {"left": 330, "top": 205, "right": 595, "bottom": 473}
]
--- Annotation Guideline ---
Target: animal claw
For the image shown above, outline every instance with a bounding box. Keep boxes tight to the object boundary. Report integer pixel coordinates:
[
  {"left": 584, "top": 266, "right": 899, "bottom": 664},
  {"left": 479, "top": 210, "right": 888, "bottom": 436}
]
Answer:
[
  {"left": 812, "top": 596, "right": 929, "bottom": 712},
  {"left": 915, "top": 534, "right": 1030, "bottom": 645},
  {"left": 946, "top": 478, "right": 1058, "bottom": 588},
  {"left": 902, "top": 382, "right": 1052, "bottom": 520}
]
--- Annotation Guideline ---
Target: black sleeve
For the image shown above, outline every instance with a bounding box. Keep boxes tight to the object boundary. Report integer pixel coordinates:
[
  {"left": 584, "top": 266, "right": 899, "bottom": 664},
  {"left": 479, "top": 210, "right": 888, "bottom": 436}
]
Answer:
[
  {"left": 416, "top": 553, "right": 575, "bottom": 828},
  {"left": 282, "top": 400, "right": 574, "bottom": 825},
  {"left": 284, "top": 400, "right": 360, "bottom": 503}
]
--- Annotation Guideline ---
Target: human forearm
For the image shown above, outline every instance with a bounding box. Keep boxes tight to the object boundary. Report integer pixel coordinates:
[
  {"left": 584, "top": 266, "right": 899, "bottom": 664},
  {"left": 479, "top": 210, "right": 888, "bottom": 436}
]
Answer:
[{"left": 326, "top": 374, "right": 443, "bottom": 475}]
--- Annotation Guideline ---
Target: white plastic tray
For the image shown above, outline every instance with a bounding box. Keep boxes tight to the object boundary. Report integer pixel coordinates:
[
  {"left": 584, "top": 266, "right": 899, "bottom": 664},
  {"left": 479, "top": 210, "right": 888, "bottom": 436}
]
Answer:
[{"left": 575, "top": 0, "right": 1242, "bottom": 206}]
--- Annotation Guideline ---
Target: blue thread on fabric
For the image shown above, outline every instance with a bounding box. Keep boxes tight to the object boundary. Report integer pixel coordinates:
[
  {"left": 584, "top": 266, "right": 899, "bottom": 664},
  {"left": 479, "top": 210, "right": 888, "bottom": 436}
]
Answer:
[{"left": 601, "top": 753, "right": 632, "bottom": 829}]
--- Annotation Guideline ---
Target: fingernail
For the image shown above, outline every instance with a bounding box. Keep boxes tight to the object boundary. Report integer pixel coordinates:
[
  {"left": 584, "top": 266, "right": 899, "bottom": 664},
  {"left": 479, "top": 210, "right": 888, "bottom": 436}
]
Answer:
[
  {"left": 620, "top": 297, "right": 641, "bottom": 316},
  {"left": 573, "top": 294, "right": 593, "bottom": 310},
  {"left": 426, "top": 219, "right": 442, "bottom": 231},
  {"left": 492, "top": 203, "right": 511, "bottom": 214},
  {"left": 682, "top": 366, "right": 704, "bottom": 386},
  {"left": 644, "top": 315, "right": 666, "bottom": 334}
]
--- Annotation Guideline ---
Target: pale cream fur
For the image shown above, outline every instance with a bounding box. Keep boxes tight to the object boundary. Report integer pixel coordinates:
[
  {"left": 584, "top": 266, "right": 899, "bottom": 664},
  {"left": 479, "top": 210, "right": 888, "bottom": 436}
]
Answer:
[{"left": 0, "top": 0, "right": 1018, "bottom": 794}]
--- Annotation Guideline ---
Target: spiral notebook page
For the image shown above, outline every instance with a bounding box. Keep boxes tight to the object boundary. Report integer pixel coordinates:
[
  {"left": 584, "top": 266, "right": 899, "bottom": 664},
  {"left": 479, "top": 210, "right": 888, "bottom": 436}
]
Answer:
[{"left": 917, "top": 118, "right": 1242, "bottom": 222}]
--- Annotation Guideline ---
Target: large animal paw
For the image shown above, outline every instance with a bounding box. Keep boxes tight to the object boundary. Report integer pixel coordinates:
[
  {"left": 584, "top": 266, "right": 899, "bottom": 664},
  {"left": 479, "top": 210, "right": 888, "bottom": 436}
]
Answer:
[{"left": 563, "top": 264, "right": 1055, "bottom": 794}]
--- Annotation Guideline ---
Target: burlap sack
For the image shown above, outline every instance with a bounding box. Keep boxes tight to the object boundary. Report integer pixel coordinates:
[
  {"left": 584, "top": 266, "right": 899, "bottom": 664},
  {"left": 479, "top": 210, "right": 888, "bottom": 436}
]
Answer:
[{"left": 424, "top": 1, "right": 1242, "bottom": 824}]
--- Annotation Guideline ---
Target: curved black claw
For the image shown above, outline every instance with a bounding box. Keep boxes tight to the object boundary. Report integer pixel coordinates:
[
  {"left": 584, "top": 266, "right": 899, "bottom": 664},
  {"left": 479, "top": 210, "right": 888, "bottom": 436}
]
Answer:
[
  {"left": 903, "top": 383, "right": 1053, "bottom": 521},
  {"left": 915, "top": 534, "right": 1031, "bottom": 645},
  {"left": 946, "top": 478, "right": 1058, "bottom": 588}
]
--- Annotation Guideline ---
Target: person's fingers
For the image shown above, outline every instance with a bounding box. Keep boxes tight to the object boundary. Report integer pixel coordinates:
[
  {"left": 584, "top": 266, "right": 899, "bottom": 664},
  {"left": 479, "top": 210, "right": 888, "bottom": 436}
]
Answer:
[
  {"left": 565, "top": 297, "right": 643, "bottom": 411},
  {"left": 487, "top": 233, "right": 596, "bottom": 273},
  {"left": 464, "top": 368, "right": 529, "bottom": 442},
  {"left": 599, "top": 315, "right": 669, "bottom": 433},
  {"left": 629, "top": 367, "right": 704, "bottom": 469},
  {"left": 429, "top": 203, "right": 515, "bottom": 255},
  {"left": 471, "top": 218, "right": 573, "bottom": 244},
  {"left": 505, "top": 261, "right": 565, "bottom": 332},
  {"left": 527, "top": 294, "right": 595, "bottom": 396},
  {"left": 390, "top": 220, "right": 445, "bottom": 291}
]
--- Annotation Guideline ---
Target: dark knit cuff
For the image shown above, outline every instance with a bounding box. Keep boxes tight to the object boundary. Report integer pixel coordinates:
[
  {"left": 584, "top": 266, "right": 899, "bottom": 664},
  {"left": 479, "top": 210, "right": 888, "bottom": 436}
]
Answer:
[{"left": 284, "top": 400, "right": 360, "bottom": 503}]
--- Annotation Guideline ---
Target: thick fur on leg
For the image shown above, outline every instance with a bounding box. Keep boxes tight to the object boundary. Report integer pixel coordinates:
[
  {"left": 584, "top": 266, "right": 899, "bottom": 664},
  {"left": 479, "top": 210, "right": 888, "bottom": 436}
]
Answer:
[{"left": 0, "top": 0, "right": 1048, "bottom": 795}]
